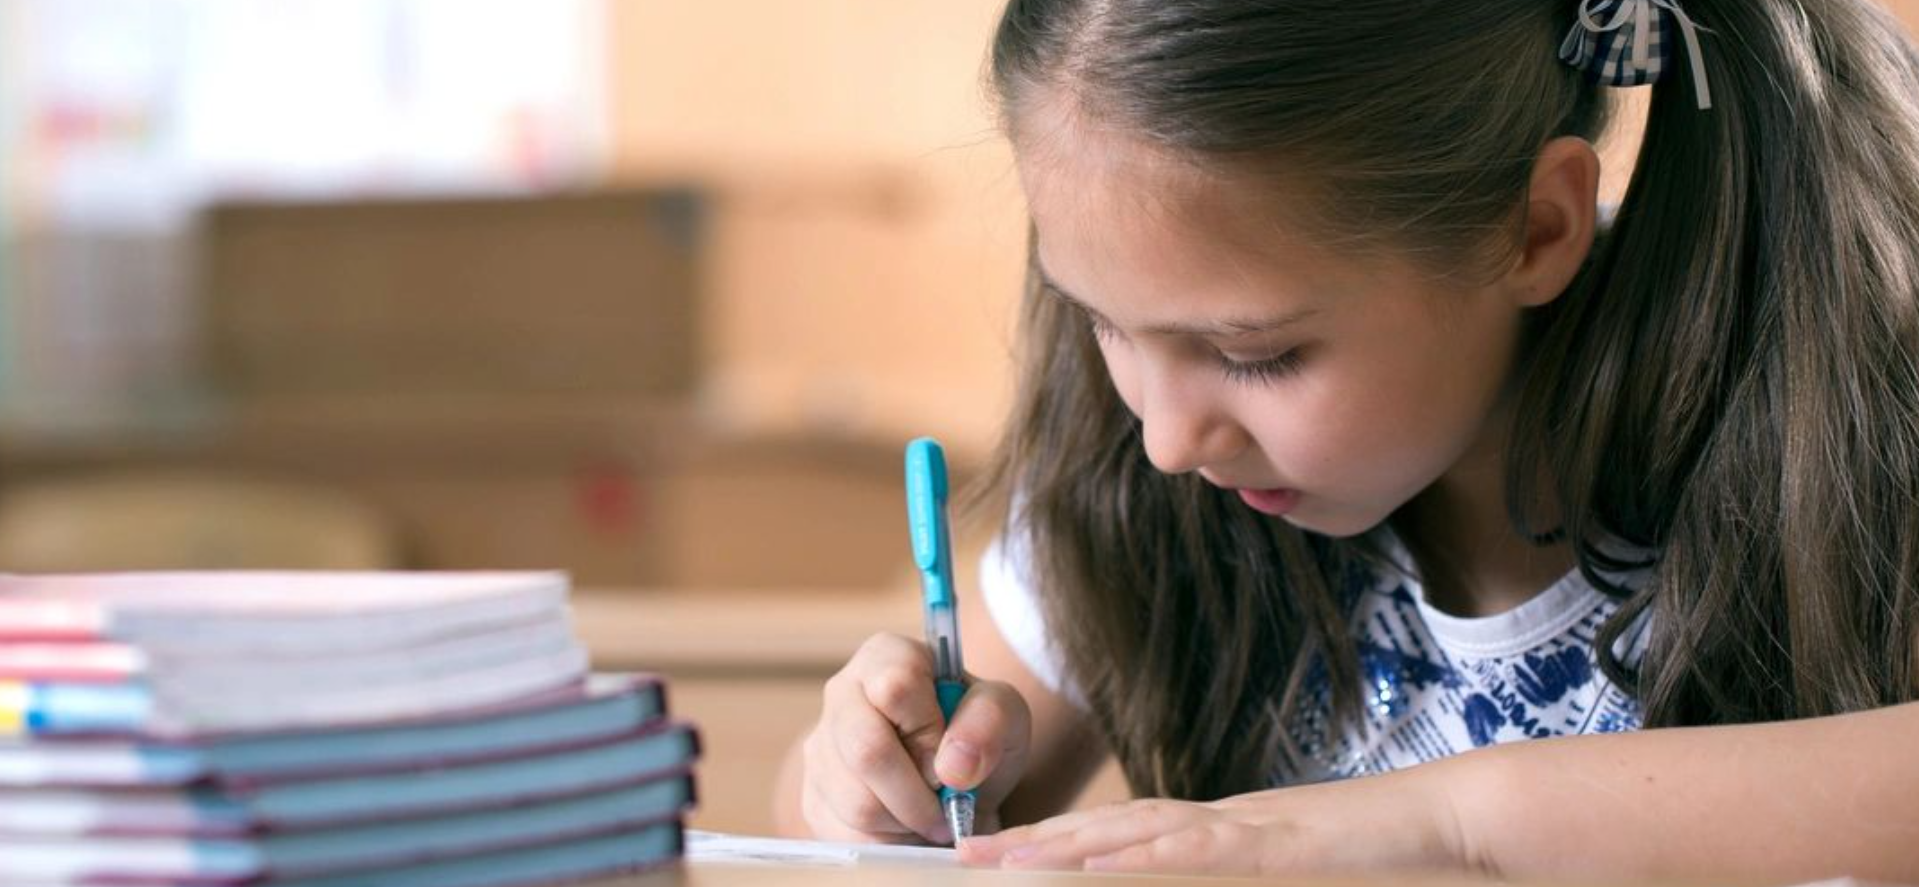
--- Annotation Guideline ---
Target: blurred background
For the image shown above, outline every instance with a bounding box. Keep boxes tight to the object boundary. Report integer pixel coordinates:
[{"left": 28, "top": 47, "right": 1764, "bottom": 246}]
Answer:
[
  {"left": 2, "top": 0, "right": 1916, "bottom": 834},
  {"left": 0, "top": 0, "right": 1033, "bottom": 836},
  {"left": 0, "top": 1, "right": 1030, "bottom": 592}
]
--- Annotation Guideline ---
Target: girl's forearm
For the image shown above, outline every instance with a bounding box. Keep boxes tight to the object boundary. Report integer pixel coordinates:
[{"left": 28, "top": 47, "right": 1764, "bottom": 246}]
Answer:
[{"left": 1456, "top": 700, "right": 1919, "bottom": 883}]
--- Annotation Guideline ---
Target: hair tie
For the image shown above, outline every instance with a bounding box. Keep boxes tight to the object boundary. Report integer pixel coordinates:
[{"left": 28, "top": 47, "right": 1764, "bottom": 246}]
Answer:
[{"left": 1558, "top": 0, "right": 1714, "bottom": 110}]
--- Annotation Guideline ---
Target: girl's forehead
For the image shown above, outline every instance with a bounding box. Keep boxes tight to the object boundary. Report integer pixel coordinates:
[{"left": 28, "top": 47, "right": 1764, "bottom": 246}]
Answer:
[
  {"left": 1017, "top": 128, "right": 1353, "bottom": 303},
  {"left": 1013, "top": 96, "right": 1331, "bottom": 258},
  {"left": 1009, "top": 87, "right": 1434, "bottom": 320},
  {"left": 1014, "top": 104, "right": 1225, "bottom": 223}
]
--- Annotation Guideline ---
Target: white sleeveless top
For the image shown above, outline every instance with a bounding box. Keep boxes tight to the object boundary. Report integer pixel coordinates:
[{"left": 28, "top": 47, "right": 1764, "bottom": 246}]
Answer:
[{"left": 979, "top": 528, "right": 1650, "bottom": 785}]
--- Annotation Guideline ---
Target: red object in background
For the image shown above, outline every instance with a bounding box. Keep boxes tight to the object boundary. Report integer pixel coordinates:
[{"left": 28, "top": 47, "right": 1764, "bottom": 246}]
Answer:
[
  {"left": 577, "top": 463, "right": 642, "bottom": 537},
  {"left": 36, "top": 101, "right": 152, "bottom": 150}
]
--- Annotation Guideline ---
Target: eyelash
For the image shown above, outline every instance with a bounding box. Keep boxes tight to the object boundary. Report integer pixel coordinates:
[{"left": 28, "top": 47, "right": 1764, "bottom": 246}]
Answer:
[
  {"left": 1217, "top": 349, "right": 1306, "bottom": 385},
  {"left": 1084, "top": 312, "right": 1121, "bottom": 342},
  {"left": 1084, "top": 313, "right": 1306, "bottom": 385}
]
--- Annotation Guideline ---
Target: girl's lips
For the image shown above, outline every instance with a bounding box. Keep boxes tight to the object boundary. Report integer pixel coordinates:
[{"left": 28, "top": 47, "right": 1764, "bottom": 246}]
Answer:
[{"left": 1237, "top": 488, "right": 1301, "bottom": 516}]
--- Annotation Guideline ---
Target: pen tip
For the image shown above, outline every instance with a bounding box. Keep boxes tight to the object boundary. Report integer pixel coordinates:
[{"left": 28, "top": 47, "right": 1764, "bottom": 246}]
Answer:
[{"left": 945, "top": 793, "right": 976, "bottom": 844}]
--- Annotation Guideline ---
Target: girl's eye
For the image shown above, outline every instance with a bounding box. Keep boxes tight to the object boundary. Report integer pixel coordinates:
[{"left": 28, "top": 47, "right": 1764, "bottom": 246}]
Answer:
[
  {"left": 1077, "top": 296, "right": 1304, "bottom": 385},
  {"left": 1218, "top": 348, "right": 1305, "bottom": 385},
  {"left": 1085, "top": 313, "right": 1122, "bottom": 342}
]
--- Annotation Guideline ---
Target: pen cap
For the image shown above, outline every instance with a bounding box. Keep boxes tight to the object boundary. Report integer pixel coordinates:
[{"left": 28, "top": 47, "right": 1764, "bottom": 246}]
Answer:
[{"left": 905, "top": 438, "right": 950, "bottom": 575}]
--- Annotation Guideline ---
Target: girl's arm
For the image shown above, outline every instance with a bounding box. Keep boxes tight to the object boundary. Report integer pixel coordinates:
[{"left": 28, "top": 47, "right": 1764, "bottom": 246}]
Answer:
[
  {"left": 962, "top": 700, "right": 1919, "bottom": 881},
  {"left": 1461, "top": 698, "right": 1919, "bottom": 883}
]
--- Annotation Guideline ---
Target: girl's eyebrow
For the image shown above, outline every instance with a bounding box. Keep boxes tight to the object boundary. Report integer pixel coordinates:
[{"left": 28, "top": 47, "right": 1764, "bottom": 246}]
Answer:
[{"left": 1035, "top": 264, "right": 1321, "bottom": 336}]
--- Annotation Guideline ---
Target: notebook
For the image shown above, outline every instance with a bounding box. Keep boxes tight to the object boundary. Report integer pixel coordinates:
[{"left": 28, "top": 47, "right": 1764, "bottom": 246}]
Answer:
[
  {"left": 0, "top": 572, "right": 698, "bottom": 887},
  {"left": 0, "top": 571, "right": 569, "bottom": 650},
  {"left": 271, "top": 823, "right": 684, "bottom": 887},
  {"left": 1, "top": 643, "right": 589, "bottom": 737},
  {"left": 0, "top": 722, "right": 700, "bottom": 836},
  {"left": 2, "top": 818, "right": 687, "bottom": 886},
  {"left": 0, "top": 777, "right": 693, "bottom": 883},
  {"left": 0, "top": 571, "right": 584, "bottom": 737},
  {"left": 0, "top": 673, "right": 664, "bottom": 788}
]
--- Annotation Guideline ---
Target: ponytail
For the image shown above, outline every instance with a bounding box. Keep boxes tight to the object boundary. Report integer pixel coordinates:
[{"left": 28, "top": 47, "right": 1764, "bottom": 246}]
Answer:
[{"left": 1514, "top": 0, "right": 1919, "bottom": 724}]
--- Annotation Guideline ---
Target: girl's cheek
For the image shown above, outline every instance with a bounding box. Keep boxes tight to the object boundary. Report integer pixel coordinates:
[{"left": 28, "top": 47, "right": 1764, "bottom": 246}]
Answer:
[{"left": 1255, "top": 391, "right": 1371, "bottom": 477}]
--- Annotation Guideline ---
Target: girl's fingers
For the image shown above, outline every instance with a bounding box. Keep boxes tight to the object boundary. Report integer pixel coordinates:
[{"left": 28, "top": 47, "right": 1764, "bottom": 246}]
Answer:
[
  {"left": 1010, "top": 803, "right": 1205, "bottom": 870},
  {"left": 801, "top": 772, "right": 942, "bottom": 846},
  {"left": 959, "top": 801, "right": 1116, "bottom": 861},
  {"left": 823, "top": 693, "right": 952, "bottom": 841},
  {"left": 958, "top": 816, "right": 1073, "bottom": 864},
  {"left": 934, "top": 679, "right": 1031, "bottom": 794},
  {"left": 849, "top": 635, "right": 949, "bottom": 780},
  {"left": 962, "top": 800, "right": 1206, "bottom": 869},
  {"left": 1082, "top": 823, "right": 1265, "bottom": 875},
  {"left": 805, "top": 632, "right": 1034, "bottom": 847},
  {"left": 801, "top": 728, "right": 911, "bottom": 840}
]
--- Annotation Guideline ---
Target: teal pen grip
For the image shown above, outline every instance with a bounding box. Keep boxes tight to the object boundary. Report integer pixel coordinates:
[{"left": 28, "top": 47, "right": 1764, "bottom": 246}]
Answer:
[
  {"left": 935, "top": 679, "right": 975, "bottom": 806},
  {"left": 935, "top": 678, "right": 966, "bottom": 721}
]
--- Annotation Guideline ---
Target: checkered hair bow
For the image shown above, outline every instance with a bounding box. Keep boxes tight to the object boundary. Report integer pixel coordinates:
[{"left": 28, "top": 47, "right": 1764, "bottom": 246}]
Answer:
[{"left": 1558, "top": 0, "right": 1713, "bottom": 110}]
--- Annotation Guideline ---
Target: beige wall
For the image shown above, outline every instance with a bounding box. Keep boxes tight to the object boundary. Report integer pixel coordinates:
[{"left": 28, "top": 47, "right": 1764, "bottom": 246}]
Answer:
[
  {"left": 606, "top": 1, "right": 1919, "bottom": 461},
  {"left": 606, "top": 1, "right": 1026, "bottom": 460},
  {"left": 1893, "top": 0, "right": 1919, "bottom": 30}
]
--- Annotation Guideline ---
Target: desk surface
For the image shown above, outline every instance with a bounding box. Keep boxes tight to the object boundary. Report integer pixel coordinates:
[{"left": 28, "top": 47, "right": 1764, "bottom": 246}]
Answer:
[{"left": 592, "top": 861, "right": 1513, "bottom": 886}]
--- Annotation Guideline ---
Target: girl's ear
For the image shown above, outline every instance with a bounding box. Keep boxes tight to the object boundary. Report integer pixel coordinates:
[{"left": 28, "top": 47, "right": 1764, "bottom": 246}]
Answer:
[{"left": 1506, "top": 135, "right": 1601, "bottom": 309}]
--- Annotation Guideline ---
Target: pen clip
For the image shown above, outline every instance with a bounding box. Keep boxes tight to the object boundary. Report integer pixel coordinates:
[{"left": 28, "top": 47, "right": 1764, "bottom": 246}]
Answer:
[{"left": 906, "top": 437, "right": 952, "bottom": 581}]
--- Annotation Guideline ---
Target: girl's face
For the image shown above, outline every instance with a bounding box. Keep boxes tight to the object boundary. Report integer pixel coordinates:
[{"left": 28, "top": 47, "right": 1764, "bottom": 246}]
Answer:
[{"left": 1016, "top": 121, "right": 1535, "bottom": 538}]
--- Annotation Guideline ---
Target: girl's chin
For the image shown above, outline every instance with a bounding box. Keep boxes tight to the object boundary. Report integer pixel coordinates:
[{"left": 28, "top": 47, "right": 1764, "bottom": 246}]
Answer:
[
  {"left": 1242, "top": 495, "right": 1384, "bottom": 540},
  {"left": 1236, "top": 488, "right": 1300, "bottom": 516}
]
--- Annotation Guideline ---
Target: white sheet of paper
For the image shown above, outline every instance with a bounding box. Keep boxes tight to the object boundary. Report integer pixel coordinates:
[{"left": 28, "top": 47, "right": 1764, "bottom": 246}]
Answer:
[{"left": 685, "top": 830, "right": 957, "bottom": 868}]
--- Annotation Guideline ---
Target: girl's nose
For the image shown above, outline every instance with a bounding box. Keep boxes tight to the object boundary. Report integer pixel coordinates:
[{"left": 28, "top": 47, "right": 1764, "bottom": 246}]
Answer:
[{"left": 1138, "top": 377, "right": 1246, "bottom": 477}]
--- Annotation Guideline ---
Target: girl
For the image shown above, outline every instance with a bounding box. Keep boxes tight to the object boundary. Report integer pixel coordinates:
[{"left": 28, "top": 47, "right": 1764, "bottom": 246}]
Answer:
[{"left": 776, "top": 0, "right": 1919, "bottom": 880}]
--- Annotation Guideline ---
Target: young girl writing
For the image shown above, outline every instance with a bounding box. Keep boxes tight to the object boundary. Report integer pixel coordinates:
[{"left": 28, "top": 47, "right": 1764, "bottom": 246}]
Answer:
[{"left": 775, "top": 0, "right": 1919, "bottom": 880}]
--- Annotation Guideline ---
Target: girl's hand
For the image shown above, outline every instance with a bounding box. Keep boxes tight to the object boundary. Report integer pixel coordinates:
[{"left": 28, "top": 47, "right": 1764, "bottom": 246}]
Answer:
[
  {"left": 956, "top": 756, "right": 1478, "bottom": 876},
  {"left": 798, "top": 632, "right": 1033, "bottom": 845}
]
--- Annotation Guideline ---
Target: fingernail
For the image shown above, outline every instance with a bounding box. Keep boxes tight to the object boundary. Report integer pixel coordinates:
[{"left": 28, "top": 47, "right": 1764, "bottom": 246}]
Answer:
[
  {"left": 1084, "top": 854, "right": 1118, "bottom": 872},
  {"left": 1001, "top": 844, "right": 1040, "bottom": 866},
  {"left": 936, "top": 739, "right": 981, "bottom": 785}
]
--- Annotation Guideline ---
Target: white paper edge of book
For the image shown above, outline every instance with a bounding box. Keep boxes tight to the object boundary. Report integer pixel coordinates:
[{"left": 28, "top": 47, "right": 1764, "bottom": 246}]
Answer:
[{"left": 685, "top": 830, "right": 956, "bottom": 868}]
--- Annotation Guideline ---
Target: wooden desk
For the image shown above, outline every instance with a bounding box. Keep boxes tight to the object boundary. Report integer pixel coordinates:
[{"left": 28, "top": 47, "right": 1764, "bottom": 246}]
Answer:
[
  {"left": 587, "top": 861, "right": 1531, "bottom": 886},
  {"left": 616, "top": 862, "right": 1197, "bottom": 885}
]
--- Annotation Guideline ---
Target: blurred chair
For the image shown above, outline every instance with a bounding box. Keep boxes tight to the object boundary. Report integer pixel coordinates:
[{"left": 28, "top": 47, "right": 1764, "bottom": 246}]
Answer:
[{"left": 0, "top": 472, "right": 404, "bottom": 572}]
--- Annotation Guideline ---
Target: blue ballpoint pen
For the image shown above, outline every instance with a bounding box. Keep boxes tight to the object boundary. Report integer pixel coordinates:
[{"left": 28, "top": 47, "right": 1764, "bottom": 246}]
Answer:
[{"left": 905, "top": 437, "right": 977, "bottom": 844}]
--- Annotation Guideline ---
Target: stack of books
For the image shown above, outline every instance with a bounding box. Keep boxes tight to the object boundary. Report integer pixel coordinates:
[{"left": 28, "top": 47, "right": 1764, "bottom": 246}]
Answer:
[{"left": 0, "top": 571, "right": 698, "bottom": 886}]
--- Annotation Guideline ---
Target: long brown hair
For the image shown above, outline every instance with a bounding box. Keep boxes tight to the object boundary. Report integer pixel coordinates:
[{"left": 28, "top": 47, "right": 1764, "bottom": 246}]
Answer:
[{"left": 978, "top": 0, "right": 1919, "bottom": 801}]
